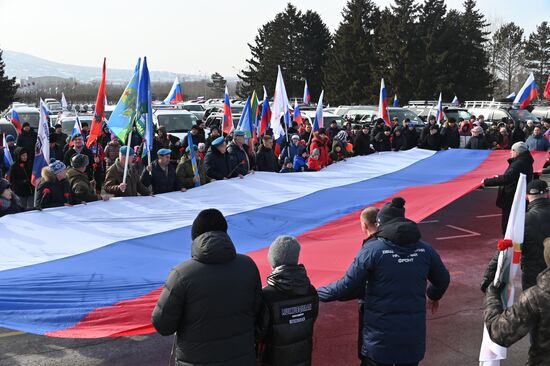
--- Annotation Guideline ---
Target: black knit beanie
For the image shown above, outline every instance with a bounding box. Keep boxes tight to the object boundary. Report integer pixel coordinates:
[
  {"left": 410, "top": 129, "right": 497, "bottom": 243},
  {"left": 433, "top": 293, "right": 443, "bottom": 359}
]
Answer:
[
  {"left": 191, "top": 209, "right": 228, "bottom": 240},
  {"left": 377, "top": 197, "right": 406, "bottom": 225}
]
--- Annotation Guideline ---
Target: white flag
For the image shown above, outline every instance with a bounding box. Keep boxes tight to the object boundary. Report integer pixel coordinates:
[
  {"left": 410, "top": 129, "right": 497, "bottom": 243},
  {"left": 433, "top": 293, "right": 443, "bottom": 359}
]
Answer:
[
  {"left": 270, "top": 65, "right": 290, "bottom": 140},
  {"left": 479, "top": 174, "right": 526, "bottom": 365},
  {"left": 61, "top": 93, "right": 68, "bottom": 110}
]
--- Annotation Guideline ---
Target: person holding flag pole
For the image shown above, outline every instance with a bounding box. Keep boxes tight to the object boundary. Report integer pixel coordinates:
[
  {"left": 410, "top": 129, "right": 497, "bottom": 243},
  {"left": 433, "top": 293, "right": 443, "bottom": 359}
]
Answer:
[{"left": 478, "top": 173, "right": 547, "bottom": 365}]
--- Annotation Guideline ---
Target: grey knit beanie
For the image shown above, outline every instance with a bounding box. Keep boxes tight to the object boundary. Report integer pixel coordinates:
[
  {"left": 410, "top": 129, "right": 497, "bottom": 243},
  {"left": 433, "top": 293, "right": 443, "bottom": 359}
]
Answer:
[
  {"left": 268, "top": 235, "right": 301, "bottom": 268},
  {"left": 511, "top": 142, "right": 528, "bottom": 154}
]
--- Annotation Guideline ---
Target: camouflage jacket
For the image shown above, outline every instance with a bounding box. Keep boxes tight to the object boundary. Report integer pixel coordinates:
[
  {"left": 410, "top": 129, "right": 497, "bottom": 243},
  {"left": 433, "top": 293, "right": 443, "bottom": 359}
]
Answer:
[{"left": 484, "top": 268, "right": 550, "bottom": 365}]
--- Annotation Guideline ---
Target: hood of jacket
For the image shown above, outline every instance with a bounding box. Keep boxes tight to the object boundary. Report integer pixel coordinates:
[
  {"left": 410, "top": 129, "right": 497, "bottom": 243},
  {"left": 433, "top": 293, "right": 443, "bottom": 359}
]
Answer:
[
  {"left": 13, "top": 147, "right": 28, "bottom": 164},
  {"left": 377, "top": 217, "right": 421, "bottom": 247},
  {"left": 509, "top": 150, "right": 534, "bottom": 166},
  {"left": 267, "top": 264, "right": 312, "bottom": 296},
  {"left": 191, "top": 231, "right": 237, "bottom": 264}
]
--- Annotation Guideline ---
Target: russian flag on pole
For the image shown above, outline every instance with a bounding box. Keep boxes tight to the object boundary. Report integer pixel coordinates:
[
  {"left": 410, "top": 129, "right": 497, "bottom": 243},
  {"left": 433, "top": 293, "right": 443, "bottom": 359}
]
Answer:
[
  {"left": 303, "top": 80, "right": 311, "bottom": 105},
  {"left": 222, "top": 86, "right": 233, "bottom": 135},
  {"left": 479, "top": 173, "right": 527, "bottom": 365},
  {"left": 312, "top": 90, "right": 324, "bottom": 132},
  {"left": 31, "top": 100, "right": 50, "bottom": 187},
  {"left": 2, "top": 134, "right": 13, "bottom": 177},
  {"left": 452, "top": 95, "right": 459, "bottom": 106},
  {"left": 513, "top": 72, "right": 538, "bottom": 109},
  {"left": 11, "top": 109, "right": 22, "bottom": 134},
  {"left": 393, "top": 94, "right": 399, "bottom": 107},
  {"left": 293, "top": 100, "right": 303, "bottom": 125},
  {"left": 258, "top": 86, "right": 271, "bottom": 137},
  {"left": 378, "top": 78, "right": 390, "bottom": 126},
  {"left": 270, "top": 65, "right": 291, "bottom": 140},
  {"left": 436, "top": 92, "right": 444, "bottom": 124},
  {"left": 164, "top": 77, "right": 183, "bottom": 104}
]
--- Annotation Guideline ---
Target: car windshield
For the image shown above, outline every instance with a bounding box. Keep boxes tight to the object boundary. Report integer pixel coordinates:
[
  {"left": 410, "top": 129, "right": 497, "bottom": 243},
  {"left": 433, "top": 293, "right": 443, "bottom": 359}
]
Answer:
[
  {"left": 157, "top": 114, "right": 197, "bottom": 132},
  {"left": 48, "top": 103, "right": 62, "bottom": 111},
  {"left": 324, "top": 116, "right": 344, "bottom": 127},
  {"left": 61, "top": 119, "right": 75, "bottom": 135},
  {"left": 445, "top": 109, "right": 472, "bottom": 121},
  {"left": 388, "top": 109, "right": 424, "bottom": 125},
  {"left": 16, "top": 112, "right": 41, "bottom": 129},
  {"left": 231, "top": 106, "right": 244, "bottom": 114},
  {"left": 345, "top": 109, "right": 377, "bottom": 123},
  {"left": 508, "top": 109, "right": 540, "bottom": 123},
  {"left": 183, "top": 105, "right": 204, "bottom": 112}
]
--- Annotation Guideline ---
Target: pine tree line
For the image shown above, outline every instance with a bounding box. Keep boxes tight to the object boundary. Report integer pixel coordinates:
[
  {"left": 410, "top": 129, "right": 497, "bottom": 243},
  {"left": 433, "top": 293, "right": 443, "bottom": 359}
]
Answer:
[{"left": 239, "top": 0, "right": 550, "bottom": 105}]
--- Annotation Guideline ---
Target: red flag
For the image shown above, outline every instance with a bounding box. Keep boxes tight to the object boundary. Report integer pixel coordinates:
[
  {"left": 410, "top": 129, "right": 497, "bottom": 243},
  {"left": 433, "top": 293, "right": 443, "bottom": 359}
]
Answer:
[
  {"left": 87, "top": 58, "right": 107, "bottom": 148},
  {"left": 544, "top": 74, "right": 550, "bottom": 102}
]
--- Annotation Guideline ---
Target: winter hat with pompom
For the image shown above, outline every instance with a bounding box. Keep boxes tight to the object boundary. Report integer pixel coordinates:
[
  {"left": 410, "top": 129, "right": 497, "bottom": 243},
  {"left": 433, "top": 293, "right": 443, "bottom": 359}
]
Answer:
[{"left": 377, "top": 197, "right": 406, "bottom": 225}]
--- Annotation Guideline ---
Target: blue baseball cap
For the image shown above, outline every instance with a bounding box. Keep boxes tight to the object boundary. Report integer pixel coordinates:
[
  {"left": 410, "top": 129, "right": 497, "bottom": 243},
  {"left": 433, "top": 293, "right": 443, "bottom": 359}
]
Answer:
[{"left": 157, "top": 148, "right": 171, "bottom": 156}]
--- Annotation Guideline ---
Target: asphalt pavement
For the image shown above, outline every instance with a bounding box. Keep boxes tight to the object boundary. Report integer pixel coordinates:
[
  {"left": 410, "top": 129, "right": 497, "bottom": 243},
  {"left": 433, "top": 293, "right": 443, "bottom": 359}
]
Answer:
[{"left": 0, "top": 187, "right": 530, "bottom": 366}]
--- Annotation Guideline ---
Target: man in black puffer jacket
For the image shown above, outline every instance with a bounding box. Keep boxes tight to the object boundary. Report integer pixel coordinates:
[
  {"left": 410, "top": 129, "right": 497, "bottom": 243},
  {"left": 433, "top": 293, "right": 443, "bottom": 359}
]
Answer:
[
  {"left": 204, "top": 137, "right": 234, "bottom": 180},
  {"left": 317, "top": 198, "right": 450, "bottom": 366},
  {"left": 152, "top": 209, "right": 262, "bottom": 366},
  {"left": 257, "top": 236, "right": 319, "bottom": 366},
  {"left": 522, "top": 180, "right": 550, "bottom": 290},
  {"left": 140, "top": 148, "right": 184, "bottom": 194},
  {"left": 483, "top": 142, "right": 534, "bottom": 235}
]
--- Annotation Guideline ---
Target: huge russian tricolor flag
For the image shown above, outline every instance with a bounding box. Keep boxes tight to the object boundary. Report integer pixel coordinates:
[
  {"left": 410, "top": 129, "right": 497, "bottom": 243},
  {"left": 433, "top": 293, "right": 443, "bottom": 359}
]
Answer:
[
  {"left": 0, "top": 149, "right": 547, "bottom": 338},
  {"left": 513, "top": 72, "right": 538, "bottom": 109}
]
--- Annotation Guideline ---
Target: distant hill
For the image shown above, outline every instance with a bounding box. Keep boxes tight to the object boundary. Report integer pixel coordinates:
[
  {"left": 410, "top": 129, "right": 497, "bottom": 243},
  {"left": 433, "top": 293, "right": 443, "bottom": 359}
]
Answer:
[{"left": 2, "top": 50, "right": 199, "bottom": 83}]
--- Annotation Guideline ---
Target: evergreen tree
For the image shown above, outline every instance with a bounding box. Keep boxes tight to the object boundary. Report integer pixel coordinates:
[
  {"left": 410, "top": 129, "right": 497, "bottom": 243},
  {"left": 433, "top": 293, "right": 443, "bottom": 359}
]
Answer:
[
  {"left": 324, "top": 0, "right": 380, "bottom": 105},
  {"left": 492, "top": 23, "right": 525, "bottom": 94},
  {"left": 377, "top": 0, "right": 421, "bottom": 103},
  {"left": 238, "top": 3, "right": 330, "bottom": 99},
  {"left": 301, "top": 10, "right": 332, "bottom": 102},
  {"left": 0, "top": 49, "right": 18, "bottom": 111},
  {"left": 455, "top": 0, "right": 492, "bottom": 99},
  {"left": 524, "top": 21, "right": 550, "bottom": 95},
  {"left": 416, "top": 0, "right": 449, "bottom": 100}
]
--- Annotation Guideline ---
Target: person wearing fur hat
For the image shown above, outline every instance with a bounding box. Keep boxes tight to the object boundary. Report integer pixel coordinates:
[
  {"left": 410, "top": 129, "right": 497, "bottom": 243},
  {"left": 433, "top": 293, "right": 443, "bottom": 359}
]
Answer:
[
  {"left": 103, "top": 146, "right": 151, "bottom": 197},
  {"left": 0, "top": 179, "right": 23, "bottom": 217},
  {"left": 152, "top": 208, "right": 262, "bottom": 366},
  {"left": 67, "top": 154, "right": 100, "bottom": 203},
  {"left": 36, "top": 160, "right": 79, "bottom": 209},
  {"left": 8, "top": 147, "right": 34, "bottom": 209},
  {"left": 317, "top": 197, "right": 450, "bottom": 366},
  {"left": 309, "top": 128, "right": 331, "bottom": 168},
  {"left": 256, "top": 236, "right": 319, "bottom": 366},
  {"left": 176, "top": 145, "right": 210, "bottom": 189},
  {"left": 465, "top": 126, "right": 489, "bottom": 149},
  {"left": 482, "top": 141, "right": 534, "bottom": 234},
  {"left": 484, "top": 237, "right": 550, "bottom": 365}
]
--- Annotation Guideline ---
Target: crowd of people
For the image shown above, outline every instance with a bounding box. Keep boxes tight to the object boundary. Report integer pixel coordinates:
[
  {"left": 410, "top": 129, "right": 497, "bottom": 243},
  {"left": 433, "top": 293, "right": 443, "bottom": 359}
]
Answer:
[
  {"left": 1, "top": 113, "right": 550, "bottom": 365},
  {"left": 1, "top": 114, "right": 549, "bottom": 217}
]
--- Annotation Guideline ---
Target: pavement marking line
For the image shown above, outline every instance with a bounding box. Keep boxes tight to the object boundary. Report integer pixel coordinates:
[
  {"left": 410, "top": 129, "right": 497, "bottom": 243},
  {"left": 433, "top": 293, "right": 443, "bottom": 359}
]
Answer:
[
  {"left": 475, "top": 214, "right": 502, "bottom": 218},
  {"left": 0, "top": 331, "right": 25, "bottom": 338},
  {"left": 436, "top": 225, "right": 481, "bottom": 240},
  {"left": 419, "top": 220, "right": 440, "bottom": 224}
]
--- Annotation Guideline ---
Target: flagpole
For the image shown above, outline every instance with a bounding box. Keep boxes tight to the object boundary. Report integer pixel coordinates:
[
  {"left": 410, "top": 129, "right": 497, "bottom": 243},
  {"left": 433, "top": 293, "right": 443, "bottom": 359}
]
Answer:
[
  {"left": 122, "top": 122, "right": 133, "bottom": 185},
  {"left": 146, "top": 112, "right": 152, "bottom": 168}
]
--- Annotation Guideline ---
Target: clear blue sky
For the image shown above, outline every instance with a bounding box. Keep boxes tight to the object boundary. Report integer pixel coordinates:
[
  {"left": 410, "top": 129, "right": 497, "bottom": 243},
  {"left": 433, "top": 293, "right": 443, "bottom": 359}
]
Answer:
[{"left": 1, "top": 0, "right": 548, "bottom": 76}]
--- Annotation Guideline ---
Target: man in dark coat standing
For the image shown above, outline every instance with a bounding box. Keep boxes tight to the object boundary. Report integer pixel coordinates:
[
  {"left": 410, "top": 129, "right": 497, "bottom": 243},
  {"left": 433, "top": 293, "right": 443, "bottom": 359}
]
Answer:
[
  {"left": 63, "top": 134, "right": 95, "bottom": 180},
  {"left": 353, "top": 126, "right": 373, "bottom": 156},
  {"left": 152, "top": 209, "right": 262, "bottom": 366},
  {"left": 16, "top": 122, "right": 37, "bottom": 161},
  {"left": 227, "top": 130, "right": 251, "bottom": 176},
  {"left": 317, "top": 197, "right": 450, "bottom": 366},
  {"left": 522, "top": 180, "right": 550, "bottom": 290},
  {"left": 255, "top": 135, "right": 279, "bottom": 172},
  {"left": 484, "top": 237, "right": 550, "bottom": 366},
  {"left": 204, "top": 137, "right": 234, "bottom": 180},
  {"left": 140, "top": 148, "right": 185, "bottom": 194},
  {"left": 483, "top": 142, "right": 534, "bottom": 235}
]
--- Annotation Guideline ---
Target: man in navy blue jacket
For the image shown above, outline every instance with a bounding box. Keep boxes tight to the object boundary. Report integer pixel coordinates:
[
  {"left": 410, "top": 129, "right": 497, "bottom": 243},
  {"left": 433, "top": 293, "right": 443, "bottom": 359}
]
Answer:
[{"left": 317, "top": 197, "right": 450, "bottom": 366}]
